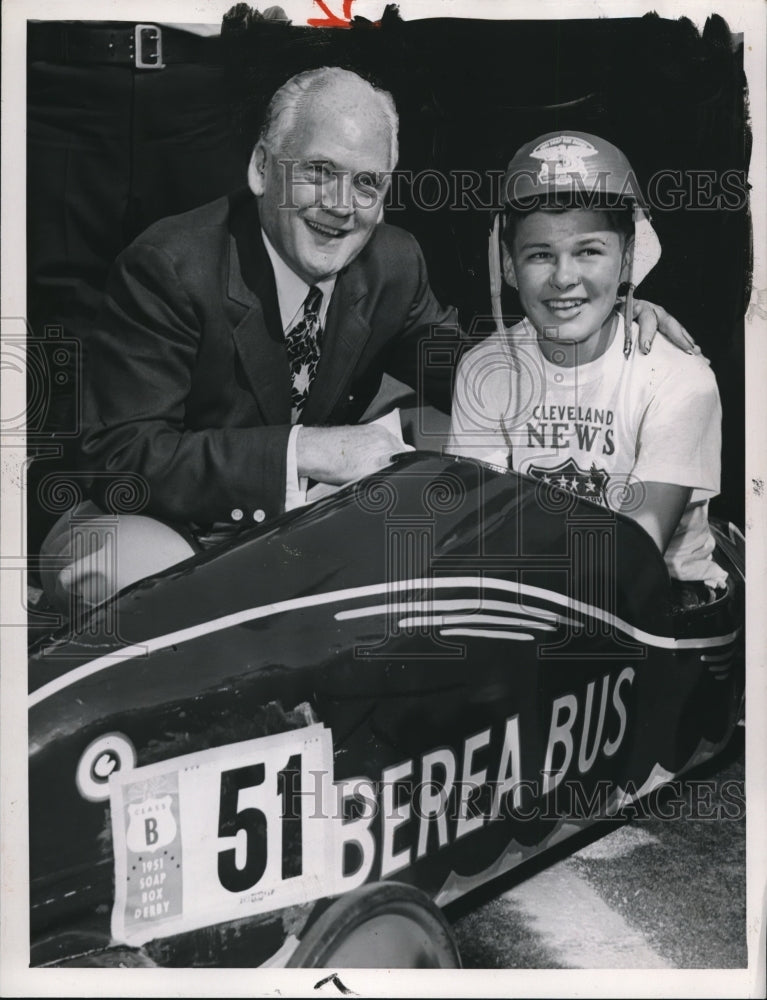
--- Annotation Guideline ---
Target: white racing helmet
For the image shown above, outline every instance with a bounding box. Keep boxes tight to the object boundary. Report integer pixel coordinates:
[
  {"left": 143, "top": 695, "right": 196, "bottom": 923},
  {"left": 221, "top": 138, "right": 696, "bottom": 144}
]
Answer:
[{"left": 489, "top": 131, "right": 662, "bottom": 356}]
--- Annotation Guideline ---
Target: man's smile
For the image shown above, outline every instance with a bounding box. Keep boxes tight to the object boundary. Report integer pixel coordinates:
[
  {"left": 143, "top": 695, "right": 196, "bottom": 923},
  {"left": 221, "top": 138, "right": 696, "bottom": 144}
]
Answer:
[{"left": 305, "top": 219, "right": 351, "bottom": 239}]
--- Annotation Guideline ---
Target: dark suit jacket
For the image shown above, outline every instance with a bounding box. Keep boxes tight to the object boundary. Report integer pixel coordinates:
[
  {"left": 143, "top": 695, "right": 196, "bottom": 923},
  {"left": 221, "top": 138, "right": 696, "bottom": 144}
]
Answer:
[{"left": 81, "top": 189, "right": 459, "bottom": 530}]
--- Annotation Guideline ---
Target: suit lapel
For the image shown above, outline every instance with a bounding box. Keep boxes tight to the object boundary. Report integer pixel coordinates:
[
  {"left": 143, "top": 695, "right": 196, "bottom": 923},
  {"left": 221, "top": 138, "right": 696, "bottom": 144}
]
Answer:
[
  {"left": 226, "top": 192, "right": 375, "bottom": 428},
  {"left": 227, "top": 194, "right": 292, "bottom": 424},
  {"left": 301, "top": 263, "right": 372, "bottom": 425}
]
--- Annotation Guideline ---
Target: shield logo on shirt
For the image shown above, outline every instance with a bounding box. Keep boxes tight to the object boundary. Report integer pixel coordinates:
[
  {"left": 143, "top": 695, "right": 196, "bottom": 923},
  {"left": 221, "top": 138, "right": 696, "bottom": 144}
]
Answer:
[{"left": 527, "top": 457, "right": 611, "bottom": 506}]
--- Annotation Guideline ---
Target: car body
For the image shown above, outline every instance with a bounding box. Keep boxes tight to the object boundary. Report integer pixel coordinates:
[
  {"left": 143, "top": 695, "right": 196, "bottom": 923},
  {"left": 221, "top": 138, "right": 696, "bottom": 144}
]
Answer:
[{"left": 28, "top": 452, "right": 745, "bottom": 967}]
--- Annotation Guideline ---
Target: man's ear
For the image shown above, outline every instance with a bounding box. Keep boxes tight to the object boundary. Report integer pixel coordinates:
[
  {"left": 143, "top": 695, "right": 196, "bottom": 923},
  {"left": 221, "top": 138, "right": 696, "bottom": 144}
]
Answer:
[
  {"left": 619, "top": 234, "right": 636, "bottom": 284},
  {"left": 502, "top": 244, "right": 518, "bottom": 289},
  {"left": 373, "top": 173, "right": 392, "bottom": 224},
  {"left": 247, "top": 143, "right": 267, "bottom": 197}
]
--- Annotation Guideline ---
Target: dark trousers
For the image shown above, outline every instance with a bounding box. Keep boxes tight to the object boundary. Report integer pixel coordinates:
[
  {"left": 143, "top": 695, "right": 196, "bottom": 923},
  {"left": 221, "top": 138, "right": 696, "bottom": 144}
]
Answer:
[{"left": 26, "top": 23, "right": 247, "bottom": 554}]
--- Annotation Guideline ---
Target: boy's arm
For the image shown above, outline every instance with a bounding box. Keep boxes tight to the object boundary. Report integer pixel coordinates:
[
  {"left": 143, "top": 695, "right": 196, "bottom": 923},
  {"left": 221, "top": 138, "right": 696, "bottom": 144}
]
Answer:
[
  {"left": 621, "top": 352, "right": 721, "bottom": 554},
  {"left": 621, "top": 482, "right": 692, "bottom": 553}
]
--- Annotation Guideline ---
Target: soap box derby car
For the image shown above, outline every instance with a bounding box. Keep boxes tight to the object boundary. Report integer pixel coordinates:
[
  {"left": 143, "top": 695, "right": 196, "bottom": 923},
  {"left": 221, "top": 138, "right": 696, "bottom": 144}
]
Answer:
[{"left": 28, "top": 452, "right": 745, "bottom": 969}]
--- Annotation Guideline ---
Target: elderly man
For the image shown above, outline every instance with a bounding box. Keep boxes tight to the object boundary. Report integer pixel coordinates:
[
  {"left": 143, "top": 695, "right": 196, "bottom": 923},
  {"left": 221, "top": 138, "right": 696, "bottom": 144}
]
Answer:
[{"left": 42, "top": 66, "right": 693, "bottom": 610}]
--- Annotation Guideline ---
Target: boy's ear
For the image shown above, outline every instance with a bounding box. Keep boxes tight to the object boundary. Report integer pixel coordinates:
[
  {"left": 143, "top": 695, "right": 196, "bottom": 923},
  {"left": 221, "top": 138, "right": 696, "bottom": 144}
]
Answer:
[
  {"left": 501, "top": 244, "right": 518, "bottom": 289},
  {"left": 619, "top": 234, "right": 636, "bottom": 284}
]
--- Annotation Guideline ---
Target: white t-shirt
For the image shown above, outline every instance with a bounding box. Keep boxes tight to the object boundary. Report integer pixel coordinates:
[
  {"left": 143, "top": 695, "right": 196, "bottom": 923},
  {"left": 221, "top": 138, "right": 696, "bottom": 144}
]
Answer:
[{"left": 448, "top": 316, "right": 726, "bottom": 585}]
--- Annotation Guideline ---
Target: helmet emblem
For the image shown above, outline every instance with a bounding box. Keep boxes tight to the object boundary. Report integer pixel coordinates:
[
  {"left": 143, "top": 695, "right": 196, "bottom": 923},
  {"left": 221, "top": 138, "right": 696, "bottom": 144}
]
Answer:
[{"left": 530, "top": 135, "right": 598, "bottom": 186}]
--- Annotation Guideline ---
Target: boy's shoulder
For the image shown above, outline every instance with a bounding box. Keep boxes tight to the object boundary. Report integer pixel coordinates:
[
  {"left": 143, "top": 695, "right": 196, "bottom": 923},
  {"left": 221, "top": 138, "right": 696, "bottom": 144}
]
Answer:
[{"left": 631, "top": 325, "right": 717, "bottom": 390}]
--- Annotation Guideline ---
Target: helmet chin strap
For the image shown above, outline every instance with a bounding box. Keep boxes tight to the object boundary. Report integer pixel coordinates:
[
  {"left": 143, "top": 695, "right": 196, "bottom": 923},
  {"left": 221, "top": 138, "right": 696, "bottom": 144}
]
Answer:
[
  {"left": 489, "top": 213, "right": 507, "bottom": 337},
  {"left": 623, "top": 205, "right": 639, "bottom": 359},
  {"left": 623, "top": 283, "right": 635, "bottom": 358}
]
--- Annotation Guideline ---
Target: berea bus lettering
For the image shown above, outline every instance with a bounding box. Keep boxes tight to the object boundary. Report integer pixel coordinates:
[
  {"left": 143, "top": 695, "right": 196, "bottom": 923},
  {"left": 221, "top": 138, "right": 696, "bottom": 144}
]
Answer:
[{"left": 215, "top": 667, "right": 634, "bottom": 894}]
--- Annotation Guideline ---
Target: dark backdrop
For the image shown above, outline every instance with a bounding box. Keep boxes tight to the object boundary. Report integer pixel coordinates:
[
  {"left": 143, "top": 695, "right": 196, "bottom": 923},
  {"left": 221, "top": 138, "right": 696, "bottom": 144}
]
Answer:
[
  {"left": 222, "top": 7, "right": 749, "bottom": 524},
  {"left": 26, "top": 9, "right": 749, "bottom": 549}
]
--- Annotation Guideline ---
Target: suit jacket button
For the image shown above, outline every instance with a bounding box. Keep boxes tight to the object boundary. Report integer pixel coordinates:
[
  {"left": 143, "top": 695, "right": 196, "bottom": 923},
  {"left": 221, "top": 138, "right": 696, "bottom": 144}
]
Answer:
[
  {"left": 253, "top": 509, "right": 266, "bottom": 523},
  {"left": 231, "top": 508, "right": 244, "bottom": 521},
  {"left": 348, "top": 394, "right": 354, "bottom": 401}
]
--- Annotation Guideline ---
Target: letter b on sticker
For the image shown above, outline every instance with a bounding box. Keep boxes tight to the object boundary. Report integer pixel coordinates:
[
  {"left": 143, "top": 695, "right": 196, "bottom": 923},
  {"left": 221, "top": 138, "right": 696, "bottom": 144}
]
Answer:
[{"left": 126, "top": 797, "right": 177, "bottom": 853}]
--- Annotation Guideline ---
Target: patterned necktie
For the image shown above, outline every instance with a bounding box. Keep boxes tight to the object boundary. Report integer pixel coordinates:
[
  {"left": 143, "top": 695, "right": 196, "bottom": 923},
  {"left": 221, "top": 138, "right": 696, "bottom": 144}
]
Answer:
[{"left": 285, "top": 285, "right": 323, "bottom": 423}]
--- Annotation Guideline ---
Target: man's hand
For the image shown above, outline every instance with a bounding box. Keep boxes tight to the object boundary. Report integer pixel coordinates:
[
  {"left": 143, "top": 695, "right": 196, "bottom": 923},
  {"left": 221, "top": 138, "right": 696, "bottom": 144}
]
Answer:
[
  {"left": 627, "top": 298, "right": 704, "bottom": 357},
  {"left": 296, "top": 424, "right": 405, "bottom": 485}
]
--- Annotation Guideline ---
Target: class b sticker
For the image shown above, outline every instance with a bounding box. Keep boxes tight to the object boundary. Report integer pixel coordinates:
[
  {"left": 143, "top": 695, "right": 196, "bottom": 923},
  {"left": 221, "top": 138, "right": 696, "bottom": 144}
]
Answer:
[
  {"left": 118, "top": 778, "right": 184, "bottom": 935},
  {"left": 126, "top": 795, "right": 177, "bottom": 853},
  {"left": 110, "top": 726, "right": 335, "bottom": 946}
]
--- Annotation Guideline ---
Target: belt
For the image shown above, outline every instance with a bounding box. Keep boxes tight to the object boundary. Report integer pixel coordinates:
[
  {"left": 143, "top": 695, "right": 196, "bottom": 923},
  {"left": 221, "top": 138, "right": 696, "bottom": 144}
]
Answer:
[{"left": 28, "top": 22, "right": 222, "bottom": 69}]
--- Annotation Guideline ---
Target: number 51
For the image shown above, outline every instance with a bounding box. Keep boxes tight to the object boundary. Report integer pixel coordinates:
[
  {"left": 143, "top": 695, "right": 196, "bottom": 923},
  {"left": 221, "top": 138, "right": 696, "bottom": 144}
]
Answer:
[{"left": 217, "top": 755, "right": 302, "bottom": 892}]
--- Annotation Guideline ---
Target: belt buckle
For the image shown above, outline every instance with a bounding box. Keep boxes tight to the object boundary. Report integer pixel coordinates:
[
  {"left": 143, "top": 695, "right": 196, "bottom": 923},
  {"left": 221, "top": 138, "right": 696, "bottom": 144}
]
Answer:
[{"left": 134, "top": 24, "right": 164, "bottom": 69}]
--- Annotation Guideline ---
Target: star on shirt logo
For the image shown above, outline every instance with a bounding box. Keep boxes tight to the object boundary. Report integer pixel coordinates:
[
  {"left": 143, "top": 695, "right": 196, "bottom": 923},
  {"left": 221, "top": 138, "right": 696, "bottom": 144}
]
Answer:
[{"left": 528, "top": 458, "right": 611, "bottom": 507}]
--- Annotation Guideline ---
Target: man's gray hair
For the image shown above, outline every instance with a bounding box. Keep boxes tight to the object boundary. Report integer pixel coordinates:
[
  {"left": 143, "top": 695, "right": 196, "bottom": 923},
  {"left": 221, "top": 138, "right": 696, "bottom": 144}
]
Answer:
[{"left": 258, "top": 66, "right": 399, "bottom": 169}]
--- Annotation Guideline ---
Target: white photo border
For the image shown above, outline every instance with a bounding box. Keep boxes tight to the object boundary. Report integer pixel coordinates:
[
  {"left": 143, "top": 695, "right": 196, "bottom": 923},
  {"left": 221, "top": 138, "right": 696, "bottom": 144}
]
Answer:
[{"left": 2, "top": 0, "right": 765, "bottom": 996}]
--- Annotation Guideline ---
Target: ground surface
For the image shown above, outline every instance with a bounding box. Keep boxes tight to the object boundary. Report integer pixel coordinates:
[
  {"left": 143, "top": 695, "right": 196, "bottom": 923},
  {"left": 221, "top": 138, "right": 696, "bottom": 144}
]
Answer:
[{"left": 452, "top": 729, "right": 746, "bottom": 969}]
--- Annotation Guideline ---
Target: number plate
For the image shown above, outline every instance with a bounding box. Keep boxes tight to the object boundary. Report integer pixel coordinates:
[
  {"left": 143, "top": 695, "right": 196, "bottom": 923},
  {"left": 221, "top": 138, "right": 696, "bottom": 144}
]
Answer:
[{"left": 110, "top": 725, "right": 334, "bottom": 946}]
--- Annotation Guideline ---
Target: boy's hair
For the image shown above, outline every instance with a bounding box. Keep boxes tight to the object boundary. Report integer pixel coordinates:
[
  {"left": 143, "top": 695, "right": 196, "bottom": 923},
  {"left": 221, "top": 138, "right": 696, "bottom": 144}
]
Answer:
[{"left": 502, "top": 197, "right": 634, "bottom": 253}]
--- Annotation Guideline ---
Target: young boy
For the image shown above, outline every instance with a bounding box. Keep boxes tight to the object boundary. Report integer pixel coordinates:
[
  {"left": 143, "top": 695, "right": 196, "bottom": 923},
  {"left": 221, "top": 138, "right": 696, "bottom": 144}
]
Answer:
[{"left": 448, "top": 132, "right": 727, "bottom": 593}]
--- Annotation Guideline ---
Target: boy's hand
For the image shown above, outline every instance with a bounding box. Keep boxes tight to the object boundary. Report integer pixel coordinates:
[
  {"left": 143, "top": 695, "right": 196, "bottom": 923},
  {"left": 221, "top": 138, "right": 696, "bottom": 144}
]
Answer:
[{"left": 627, "top": 298, "right": 706, "bottom": 359}]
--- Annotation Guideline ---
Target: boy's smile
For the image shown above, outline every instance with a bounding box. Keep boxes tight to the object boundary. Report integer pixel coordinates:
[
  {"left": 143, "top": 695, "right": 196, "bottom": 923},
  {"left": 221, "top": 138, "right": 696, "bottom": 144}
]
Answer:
[{"left": 508, "top": 208, "right": 630, "bottom": 366}]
